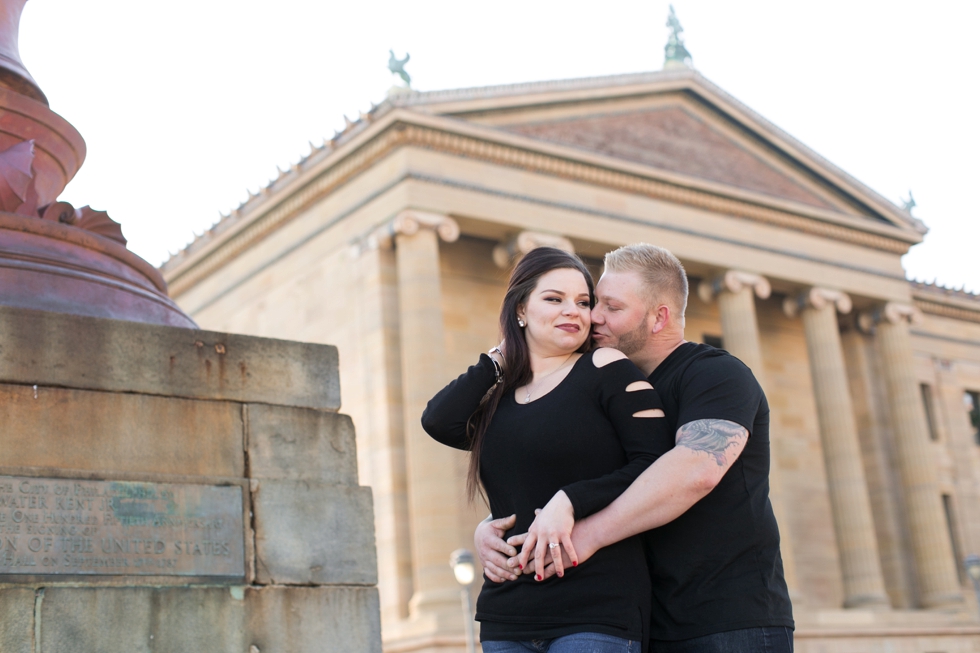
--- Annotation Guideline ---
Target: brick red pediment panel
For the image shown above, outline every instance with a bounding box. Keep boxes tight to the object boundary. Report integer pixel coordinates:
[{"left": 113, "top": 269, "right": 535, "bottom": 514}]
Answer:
[{"left": 505, "top": 106, "right": 835, "bottom": 211}]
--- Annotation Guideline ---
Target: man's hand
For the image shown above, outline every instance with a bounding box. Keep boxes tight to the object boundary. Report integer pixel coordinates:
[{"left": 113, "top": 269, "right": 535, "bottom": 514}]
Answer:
[{"left": 474, "top": 514, "right": 520, "bottom": 582}]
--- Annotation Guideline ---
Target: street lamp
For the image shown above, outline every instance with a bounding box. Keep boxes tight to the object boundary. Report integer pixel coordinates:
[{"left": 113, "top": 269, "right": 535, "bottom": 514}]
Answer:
[
  {"left": 965, "top": 555, "right": 980, "bottom": 619},
  {"left": 450, "top": 548, "right": 477, "bottom": 653}
]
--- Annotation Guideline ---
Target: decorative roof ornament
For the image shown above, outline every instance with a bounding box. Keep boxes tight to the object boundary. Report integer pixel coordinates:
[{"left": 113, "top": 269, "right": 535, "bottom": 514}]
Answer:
[
  {"left": 901, "top": 190, "right": 916, "bottom": 214},
  {"left": 663, "top": 5, "right": 693, "bottom": 70},
  {"left": 388, "top": 50, "right": 411, "bottom": 88}
]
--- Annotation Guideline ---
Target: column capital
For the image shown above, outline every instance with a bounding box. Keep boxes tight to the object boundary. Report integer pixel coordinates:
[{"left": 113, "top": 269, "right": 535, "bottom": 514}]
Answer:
[
  {"left": 367, "top": 210, "right": 460, "bottom": 251},
  {"left": 783, "top": 287, "right": 852, "bottom": 318},
  {"left": 857, "top": 301, "right": 923, "bottom": 333},
  {"left": 392, "top": 210, "right": 460, "bottom": 242},
  {"left": 697, "top": 270, "right": 771, "bottom": 304},
  {"left": 493, "top": 230, "right": 574, "bottom": 268}
]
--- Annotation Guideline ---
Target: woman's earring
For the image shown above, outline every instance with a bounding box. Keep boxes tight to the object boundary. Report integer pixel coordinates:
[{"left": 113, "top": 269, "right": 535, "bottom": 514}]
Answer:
[{"left": 518, "top": 318, "right": 526, "bottom": 328}]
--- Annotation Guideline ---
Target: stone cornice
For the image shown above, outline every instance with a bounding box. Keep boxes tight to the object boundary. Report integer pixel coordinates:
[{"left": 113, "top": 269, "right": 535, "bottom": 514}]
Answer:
[
  {"left": 910, "top": 281, "right": 980, "bottom": 324},
  {"left": 913, "top": 297, "right": 980, "bottom": 325},
  {"left": 163, "top": 111, "right": 920, "bottom": 297}
]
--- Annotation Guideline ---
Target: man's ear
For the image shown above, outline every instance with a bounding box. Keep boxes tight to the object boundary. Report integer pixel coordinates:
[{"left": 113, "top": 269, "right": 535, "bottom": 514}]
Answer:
[{"left": 649, "top": 304, "right": 671, "bottom": 335}]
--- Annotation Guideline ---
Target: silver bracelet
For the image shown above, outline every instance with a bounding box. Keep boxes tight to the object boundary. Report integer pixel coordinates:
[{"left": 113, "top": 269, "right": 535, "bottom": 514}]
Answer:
[{"left": 487, "top": 347, "right": 503, "bottom": 382}]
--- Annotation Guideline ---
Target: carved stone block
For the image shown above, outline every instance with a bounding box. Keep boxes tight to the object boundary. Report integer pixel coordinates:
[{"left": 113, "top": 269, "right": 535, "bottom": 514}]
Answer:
[
  {"left": 33, "top": 586, "right": 382, "bottom": 653},
  {"left": 246, "top": 404, "right": 358, "bottom": 484},
  {"left": 0, "top": 383, "right": 244, "bottom": 477},
  {"left": 246, "top": 586, "right": 382, "bottom": 653},
  {"left": 0, "top": 306, "right": 340, "bottom": 411},
  {"left": 38, "top": 586, "right": 248, "bottom": 653},
  {"left": 0, "top": 588, "right": 33, "bottom": 653},
  {"left": 251, "top": 480, "right": 377, "bottom": 586}
]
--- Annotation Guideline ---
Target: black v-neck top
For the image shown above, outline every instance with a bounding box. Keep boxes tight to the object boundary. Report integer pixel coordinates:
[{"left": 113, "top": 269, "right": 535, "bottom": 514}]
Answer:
[{"left": 422, "top": 350, "right": 674, "bottom": 642}]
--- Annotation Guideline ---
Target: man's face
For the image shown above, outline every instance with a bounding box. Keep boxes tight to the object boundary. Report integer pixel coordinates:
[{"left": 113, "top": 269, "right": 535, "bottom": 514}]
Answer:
[{"left": 591, "top": 271, "right": 653, "bottom": 357}]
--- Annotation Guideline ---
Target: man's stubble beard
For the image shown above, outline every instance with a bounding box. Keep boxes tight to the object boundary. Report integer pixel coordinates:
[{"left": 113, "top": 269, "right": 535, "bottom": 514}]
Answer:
[{"left": 611, "top": 318, "right": 649, "bottom": 358}]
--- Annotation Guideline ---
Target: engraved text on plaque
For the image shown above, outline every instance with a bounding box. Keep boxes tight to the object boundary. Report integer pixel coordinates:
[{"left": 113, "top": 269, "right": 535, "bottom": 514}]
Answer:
[{"left": 0, "top": 476, "right": 245, "bottom": 578}]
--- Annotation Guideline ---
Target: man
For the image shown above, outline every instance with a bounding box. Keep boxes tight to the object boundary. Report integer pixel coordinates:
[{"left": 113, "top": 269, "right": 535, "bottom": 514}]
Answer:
[{"left": 476, "top": 244, "right": 794, "bottom": 652}]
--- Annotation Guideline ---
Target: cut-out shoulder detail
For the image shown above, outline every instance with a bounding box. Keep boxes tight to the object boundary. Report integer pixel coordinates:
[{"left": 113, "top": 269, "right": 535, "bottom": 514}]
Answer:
[
  {"left": 633, "top": 409, "right": 666, "bottom": 418},
  {"left": 626, "top": 380, "right": 654, "bottom": 392},
  {"left": 592, "top": 347, "right": 629, "bottom": 368}
]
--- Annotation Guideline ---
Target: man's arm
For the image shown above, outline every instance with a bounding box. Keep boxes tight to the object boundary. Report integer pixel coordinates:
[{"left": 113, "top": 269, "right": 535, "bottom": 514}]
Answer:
[{"left": 567, "top": 419, "right": 748, "bottom": 565}]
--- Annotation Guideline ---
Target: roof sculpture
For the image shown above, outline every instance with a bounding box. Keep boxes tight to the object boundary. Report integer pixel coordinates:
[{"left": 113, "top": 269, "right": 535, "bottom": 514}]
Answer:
[
  {"left": 664, "top": 5, "right": 693, "bottom": 69},
  {"left": 388, "top": 50, "right": 411, "bottom": 87},
  {"left": 901, "top": 190, "right": 917, "bottom": 214}
]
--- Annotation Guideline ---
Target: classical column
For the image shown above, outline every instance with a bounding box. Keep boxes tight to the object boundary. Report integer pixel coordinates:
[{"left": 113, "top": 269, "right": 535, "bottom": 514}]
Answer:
[
  {"left": 699, "top": 271, "right": 800, "bottom": 598},
  {"left": 493, "top": 230, "right": 574, "bottom": 268},
  {"left": 380, "top": 209, "right": 465, "bottom": 628},
  {"left": 860, "top": 302, "right": 963, "bottom": 609},
  {"left": 784, "top": 288, "right": 889, "bottom": 608}
]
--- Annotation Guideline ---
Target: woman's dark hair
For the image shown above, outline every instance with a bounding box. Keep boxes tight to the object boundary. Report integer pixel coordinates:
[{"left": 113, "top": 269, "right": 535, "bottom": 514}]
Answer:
[{"left": 466, "top": 247, "right": 595, "bottom": 503}]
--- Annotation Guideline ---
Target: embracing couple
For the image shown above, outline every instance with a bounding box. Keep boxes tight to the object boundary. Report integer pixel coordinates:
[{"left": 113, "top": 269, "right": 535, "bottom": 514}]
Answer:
[{"left": 422, "top": 244, "right": 793, "bottom": 653}]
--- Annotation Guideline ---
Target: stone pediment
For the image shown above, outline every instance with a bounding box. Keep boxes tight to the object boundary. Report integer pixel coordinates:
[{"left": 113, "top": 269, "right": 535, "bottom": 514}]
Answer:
[
  {"left": 383, "top": 70, "right": 922, "bottom": 234},
  {"left": 504, "top": 105, "right": 836, "bottom": 212}
]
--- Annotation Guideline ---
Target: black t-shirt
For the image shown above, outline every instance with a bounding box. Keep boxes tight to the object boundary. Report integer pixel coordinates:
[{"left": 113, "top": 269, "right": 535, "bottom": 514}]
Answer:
[
  {"left": 422, "top": 351, "right": 673, "bottom": 643},
  {"left": 644, "top": 342, "right": 794, "bottom": 641}
]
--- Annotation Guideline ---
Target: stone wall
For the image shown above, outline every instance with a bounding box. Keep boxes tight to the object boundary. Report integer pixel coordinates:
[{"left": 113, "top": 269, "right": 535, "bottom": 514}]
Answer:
[{"left": 0, "top": 305, "right": 382, "bottom": 652}]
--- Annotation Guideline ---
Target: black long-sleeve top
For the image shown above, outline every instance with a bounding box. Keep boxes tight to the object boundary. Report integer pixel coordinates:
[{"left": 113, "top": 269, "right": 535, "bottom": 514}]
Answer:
[{"left": 421, "top": 350, "right": 674, "bottom": 643}]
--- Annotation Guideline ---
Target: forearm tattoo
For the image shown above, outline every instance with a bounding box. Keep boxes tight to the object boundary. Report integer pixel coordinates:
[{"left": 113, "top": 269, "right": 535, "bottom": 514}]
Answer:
[{"left": 676, "top": 419, "right": 748, "bottom": 466}]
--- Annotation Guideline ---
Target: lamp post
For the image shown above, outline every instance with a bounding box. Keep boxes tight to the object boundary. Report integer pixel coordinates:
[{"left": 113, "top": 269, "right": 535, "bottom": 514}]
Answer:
[
  {"left": 965, "top": 555, "right": 980, "bottom": 619},
  {"left": 450, "top": 548, "right": 477, "bottom": 653}
]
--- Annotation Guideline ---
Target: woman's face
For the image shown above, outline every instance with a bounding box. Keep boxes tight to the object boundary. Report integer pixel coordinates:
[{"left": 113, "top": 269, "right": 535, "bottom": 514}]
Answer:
[{"left": 517, "top": 267, "right": 592, "bottom": 356}]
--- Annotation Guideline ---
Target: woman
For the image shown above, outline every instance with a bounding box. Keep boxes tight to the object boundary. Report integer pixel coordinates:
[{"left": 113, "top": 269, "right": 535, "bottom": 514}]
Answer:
[{"left": 421, "top": 247, "right": 672, "bottom": 653}]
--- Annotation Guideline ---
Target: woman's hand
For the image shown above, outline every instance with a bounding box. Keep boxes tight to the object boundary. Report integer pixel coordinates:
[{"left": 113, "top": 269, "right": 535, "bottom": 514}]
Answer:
[{"left": 518, "top": 490, "right": 578, "bottom": 579}]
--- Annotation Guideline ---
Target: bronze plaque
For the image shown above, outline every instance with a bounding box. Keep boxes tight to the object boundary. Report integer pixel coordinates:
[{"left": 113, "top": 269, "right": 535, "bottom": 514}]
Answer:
[{"left": 0, "top": 475, "right": 244, "bottom": 578}]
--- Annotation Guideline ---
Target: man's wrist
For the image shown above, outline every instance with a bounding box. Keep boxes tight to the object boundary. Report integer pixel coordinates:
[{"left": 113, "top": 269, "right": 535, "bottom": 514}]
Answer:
[{"left": 574, "top": 514, "right": 605, "bottom": 553}]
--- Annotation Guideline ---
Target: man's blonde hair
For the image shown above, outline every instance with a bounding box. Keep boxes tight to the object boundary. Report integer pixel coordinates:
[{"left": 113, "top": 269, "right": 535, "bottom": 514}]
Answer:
[{"left": 604, "top": 244, "right": 689, "bottom": 322}]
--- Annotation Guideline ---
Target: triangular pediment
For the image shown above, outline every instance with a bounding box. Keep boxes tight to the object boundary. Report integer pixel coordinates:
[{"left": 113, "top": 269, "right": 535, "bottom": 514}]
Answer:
[
  {"left": 504, "top": 104, "right": 837, "bottom": 211},
  {"left": 386, "top": 70, "right": 921, "bottom": 235}
]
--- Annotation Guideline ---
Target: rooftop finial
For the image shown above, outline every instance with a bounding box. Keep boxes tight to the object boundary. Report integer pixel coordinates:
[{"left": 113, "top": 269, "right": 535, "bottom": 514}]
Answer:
[
  {"left": 901, "top": 190, "right": 916, "bottom": 214},
  {"left": 388, "top": 50, "right": 411, "bottom": 88},
  {"left": 664, "top": 5, "right": 693, "bottom": 69},
  {"left": 387, "top": 49, "right": 413, "bottom": 99}
]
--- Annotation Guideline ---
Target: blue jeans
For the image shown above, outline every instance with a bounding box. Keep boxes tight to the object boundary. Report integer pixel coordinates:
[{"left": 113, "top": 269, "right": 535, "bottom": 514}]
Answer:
[
  {"left": 482, "top": 632, "right": 640, "bottom": 653},
  {"left": 650, "top": 627, "right": 793, "bottom": 653}
]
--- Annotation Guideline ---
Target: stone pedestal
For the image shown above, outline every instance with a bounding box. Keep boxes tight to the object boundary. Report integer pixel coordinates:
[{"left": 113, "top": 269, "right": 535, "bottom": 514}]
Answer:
[
  {"left": 0, "top": 305, "right": 382, "bottom": 652},
  {"left": 785, "top": 288, "right": 889, "bottom": 609}
]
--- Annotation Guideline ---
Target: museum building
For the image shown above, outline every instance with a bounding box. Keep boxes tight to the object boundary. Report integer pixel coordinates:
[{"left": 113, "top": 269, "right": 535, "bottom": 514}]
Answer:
[{"left": 160, "top": 65, "right": 980, "bottom": 652}]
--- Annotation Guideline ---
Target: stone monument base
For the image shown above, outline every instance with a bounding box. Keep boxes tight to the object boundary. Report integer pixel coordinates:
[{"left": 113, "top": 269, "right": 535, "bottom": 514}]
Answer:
[{"left": 0, "top": 305, "right": 382, "bottom": 652}]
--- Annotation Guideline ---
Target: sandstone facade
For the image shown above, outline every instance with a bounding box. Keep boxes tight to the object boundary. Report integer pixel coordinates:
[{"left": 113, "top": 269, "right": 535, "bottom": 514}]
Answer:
[{"left": 161, "top": 69, "right": 980, "bottom": 652}]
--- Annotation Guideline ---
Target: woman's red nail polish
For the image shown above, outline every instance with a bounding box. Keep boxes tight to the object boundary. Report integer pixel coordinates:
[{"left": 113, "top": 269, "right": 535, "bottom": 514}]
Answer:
[
  {"left": 518, "top": 564, "right": 523, "bottom": 570},
  {"left": 572, "top": 561, "right": 578, "bottom": 567},
  {"left": 535, "top": 575, "right": 542, "bottom": 581}
]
